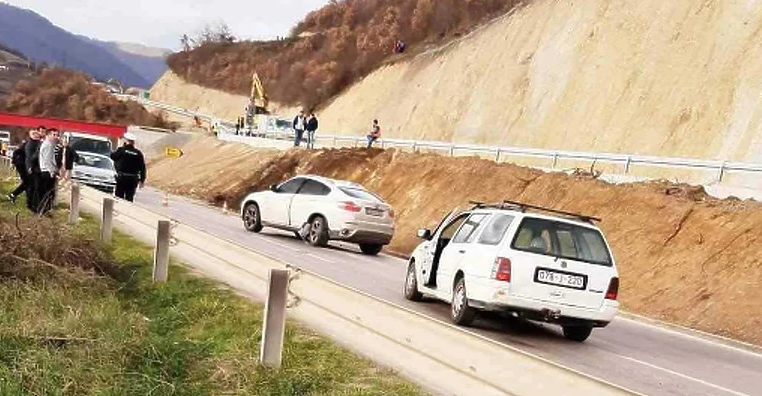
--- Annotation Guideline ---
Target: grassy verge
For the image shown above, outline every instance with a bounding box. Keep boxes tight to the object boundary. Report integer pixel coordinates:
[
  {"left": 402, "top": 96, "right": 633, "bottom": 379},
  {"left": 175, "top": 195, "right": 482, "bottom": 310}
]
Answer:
[{"left": 0, "top": 169, "right": 425, "bottom": 396}]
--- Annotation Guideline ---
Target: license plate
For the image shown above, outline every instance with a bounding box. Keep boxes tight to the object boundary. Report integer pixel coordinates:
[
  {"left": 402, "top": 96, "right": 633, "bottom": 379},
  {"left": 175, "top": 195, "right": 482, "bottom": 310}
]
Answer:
[
  {"left": 365, "top": 208, "right": 384, "bottom": 217},
  {"left": 535, "top": 268, "right": 586, "bottom": 290}
]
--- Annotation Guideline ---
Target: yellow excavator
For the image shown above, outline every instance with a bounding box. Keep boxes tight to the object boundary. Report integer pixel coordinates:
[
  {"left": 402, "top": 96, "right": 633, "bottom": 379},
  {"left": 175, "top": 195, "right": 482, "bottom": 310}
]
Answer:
[{"left": 244, "top": 72, "right": 270, "bottom": 135}]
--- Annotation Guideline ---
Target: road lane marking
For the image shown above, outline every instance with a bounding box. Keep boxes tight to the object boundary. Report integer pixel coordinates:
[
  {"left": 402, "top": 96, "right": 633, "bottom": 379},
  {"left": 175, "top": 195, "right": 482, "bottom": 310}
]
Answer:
[
  {"left": 307, "top": 253, "right": 335, "bottom": 264},
  {"left": 617, "top": 355, "right": 750, "bottom": 396}
]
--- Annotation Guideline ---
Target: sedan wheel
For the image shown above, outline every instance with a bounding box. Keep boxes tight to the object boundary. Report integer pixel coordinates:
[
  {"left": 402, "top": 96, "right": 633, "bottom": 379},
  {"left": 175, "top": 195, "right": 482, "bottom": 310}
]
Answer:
[
  {"left": 308, "top": 216, "right": 329, "bottom": 247},
  {"left": 243, "top": 203, "right": 262, "bottom": 232},
  {"left": 451, "top": 278, "right": 477, "bottom": 326},
  {"left": 404, "top": 262, "right": 423, "bottom": 301}
]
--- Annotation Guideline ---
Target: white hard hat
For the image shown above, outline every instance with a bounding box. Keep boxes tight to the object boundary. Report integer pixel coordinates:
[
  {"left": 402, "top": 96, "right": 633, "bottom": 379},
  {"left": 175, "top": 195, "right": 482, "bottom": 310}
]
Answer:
[{"left": 123, "top": 132, "right": 137, "bottom": 141}]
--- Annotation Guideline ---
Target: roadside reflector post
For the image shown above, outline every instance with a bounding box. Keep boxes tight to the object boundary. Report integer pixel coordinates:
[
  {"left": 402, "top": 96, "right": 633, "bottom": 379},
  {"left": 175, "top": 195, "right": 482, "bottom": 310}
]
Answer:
[
  {"left": 153, "top": 220, "right": 171, "bottom": 283},
  {"left": 624, "top": 156, "right": 632, "bottom": 174},
  {"left": 100, "top": 197, "right": 114, "bottom": 242},
  {"left": 552, "top": 153, "right": 559, "bottom": 169},
  {"left": 260, "top": 269, "right": 290, "bottom": 368},
  {"left": 69, "top": 183, "right": 80, "bottom": 225}
]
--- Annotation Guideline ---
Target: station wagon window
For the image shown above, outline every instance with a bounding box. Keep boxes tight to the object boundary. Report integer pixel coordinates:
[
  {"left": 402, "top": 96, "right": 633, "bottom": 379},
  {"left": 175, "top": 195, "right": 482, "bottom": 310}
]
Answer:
[
  {"left": 477, "top": 214, "right": 515, "bottom": 245},
  {"left": 511, "top": 217, "right": 613, "bottom": 266},
  {"left": 299, "top": 180, "right": 331, "bottom": 196},
  {"left": 452, "top": 214, "right": 488, "bottom": 244},
  {"left": 439, "top": 213, "right": 470, "bottom": 240},
  {"left": 278, "top": 178, "right": 305, "bottom": 194}
]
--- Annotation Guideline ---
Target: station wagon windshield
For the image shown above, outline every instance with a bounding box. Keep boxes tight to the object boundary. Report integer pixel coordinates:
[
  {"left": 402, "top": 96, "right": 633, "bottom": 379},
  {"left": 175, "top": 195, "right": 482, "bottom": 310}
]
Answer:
[{"left": 511, "top": 217, "right": 613, "bottom": 266}]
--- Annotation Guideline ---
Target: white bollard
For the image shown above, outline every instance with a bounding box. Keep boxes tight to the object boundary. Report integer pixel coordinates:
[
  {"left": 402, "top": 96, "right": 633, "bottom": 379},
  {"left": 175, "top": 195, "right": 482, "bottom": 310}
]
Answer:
[
  {"left": 100, "top": 198, "right": 114, "bottom": 242},
  {"left": 260, "top": 269, "right": 290, "bottom": 368},
  {"left": 153, "top": 220, "right": 170, "bottom": 283},
  {"left": 69, "top": 183, "right": 80, "bottom": 225}
]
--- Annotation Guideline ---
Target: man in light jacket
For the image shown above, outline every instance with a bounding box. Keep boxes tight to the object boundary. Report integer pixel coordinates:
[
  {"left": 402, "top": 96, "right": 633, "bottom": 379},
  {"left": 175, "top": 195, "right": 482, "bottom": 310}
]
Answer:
[
  {"left": 293, "top": 111, "right": 306, "bottom": 147},
  {"left": 37, "top": 128, "right": 60, "bottom": 214}
]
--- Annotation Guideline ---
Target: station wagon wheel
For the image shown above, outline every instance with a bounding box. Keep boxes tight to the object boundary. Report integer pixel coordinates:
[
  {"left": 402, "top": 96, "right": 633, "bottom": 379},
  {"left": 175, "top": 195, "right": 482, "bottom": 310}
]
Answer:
[
  {"left": 404, "top": 262, "right": 423, "bottom": 301},
  {"left": 308, "top": 216, "right": 329, "bottom": 247},
  {"left": 451, "top": 277, "right": 477, "bottom": 326},
  {"left": 242, "top": 203, "right": 262, "bottom": 233}
]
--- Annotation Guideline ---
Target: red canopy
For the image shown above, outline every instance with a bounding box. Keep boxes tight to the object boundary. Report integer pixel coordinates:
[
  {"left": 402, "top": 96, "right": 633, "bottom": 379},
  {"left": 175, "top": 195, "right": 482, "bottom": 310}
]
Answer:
[{"left": 0, "top": 112, "right": 127, "bottom": 139}]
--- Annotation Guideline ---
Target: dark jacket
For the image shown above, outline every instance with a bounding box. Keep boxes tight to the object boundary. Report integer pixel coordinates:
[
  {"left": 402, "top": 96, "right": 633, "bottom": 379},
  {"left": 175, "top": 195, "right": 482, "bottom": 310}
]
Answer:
[
  {"left": 110, "top": 144, "right": 146, "bottom": 183},
  {"left": 24, "top": 139, "right": 42, "bottom": 174},
  {"left": 64, "top": 146, "right": 79, "bottom": 171},
  {"left": 12, "top": 140, "right": 26, "bottom": 168},
  {"left": 306, "top": 116, "right": 318, "bottom": 132}
]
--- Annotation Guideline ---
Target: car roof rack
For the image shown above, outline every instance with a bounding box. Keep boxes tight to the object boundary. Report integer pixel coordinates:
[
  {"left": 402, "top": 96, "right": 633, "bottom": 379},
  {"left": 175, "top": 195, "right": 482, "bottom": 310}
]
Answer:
[{"left": 468, "top": 200, "right": 601, "bottom": 223}]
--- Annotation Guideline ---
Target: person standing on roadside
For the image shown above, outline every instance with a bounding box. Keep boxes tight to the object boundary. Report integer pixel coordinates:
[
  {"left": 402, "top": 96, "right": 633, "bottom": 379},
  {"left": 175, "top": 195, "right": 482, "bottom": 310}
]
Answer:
[
  {"left": 24, "top": 126, "right": 45, "bottom": 212},
  {"left": 293, "top": 111, "right": 306, "bottom": 147},
  {"left": 306, "top": 112, "right": 319, "bottom": 149},
  {"left": 110, "top": 132, "right": 146, "bottom": 202},
  {"left": 37, "top": 128, "right": 60, "bottom": 214},
  {"left": 7, "top": 131, "right": 32, "bottom": 203},
  {"left": 367, "top": 119, "right": 381, "bottom": 148}
]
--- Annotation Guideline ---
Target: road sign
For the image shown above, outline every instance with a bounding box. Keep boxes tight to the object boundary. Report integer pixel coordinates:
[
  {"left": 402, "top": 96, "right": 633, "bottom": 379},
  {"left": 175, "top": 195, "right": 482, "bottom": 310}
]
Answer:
[{"left": 164, "top": 147, "right": 183, "bottom": 158}]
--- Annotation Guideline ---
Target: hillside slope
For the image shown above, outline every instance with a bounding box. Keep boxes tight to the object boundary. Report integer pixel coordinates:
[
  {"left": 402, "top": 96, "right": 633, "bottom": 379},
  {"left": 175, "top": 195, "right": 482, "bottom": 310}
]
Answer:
[
  {"left": 316, "top": 0, "right": 762, "bottom": 165},
  {"left": 0, "top": 3, "right": 150, "bottom": 88},
  {"left": 88, "top": 39, "right": 169, "bottom": 84}
]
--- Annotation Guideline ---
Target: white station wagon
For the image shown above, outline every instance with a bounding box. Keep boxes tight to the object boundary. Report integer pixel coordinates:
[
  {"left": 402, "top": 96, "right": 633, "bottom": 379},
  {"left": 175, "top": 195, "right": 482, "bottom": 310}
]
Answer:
[
  {"left": 240, "top": 175, "right": 395, "bottom": 255},
  {"left": 404, "top": 201, "right": 619, "bottom": 342}
]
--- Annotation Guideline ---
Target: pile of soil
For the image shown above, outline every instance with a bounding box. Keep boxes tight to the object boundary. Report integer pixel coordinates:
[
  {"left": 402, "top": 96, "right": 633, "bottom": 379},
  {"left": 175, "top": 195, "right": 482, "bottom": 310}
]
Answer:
[{"left": 148, "top": 137, "right": 762, "bottom": 345}]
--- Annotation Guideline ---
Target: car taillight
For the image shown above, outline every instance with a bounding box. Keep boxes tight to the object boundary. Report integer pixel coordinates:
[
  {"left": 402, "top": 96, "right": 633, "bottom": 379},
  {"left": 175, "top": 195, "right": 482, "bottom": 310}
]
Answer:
[
  {"left": 605, "top": 277, "right": 619, "bottom": 300},
  {"left": 338, "top": 201, "right": 362, "bottom": 212},
  {"left": 491, "top": 257, "right": 511, "bottom": 282}
]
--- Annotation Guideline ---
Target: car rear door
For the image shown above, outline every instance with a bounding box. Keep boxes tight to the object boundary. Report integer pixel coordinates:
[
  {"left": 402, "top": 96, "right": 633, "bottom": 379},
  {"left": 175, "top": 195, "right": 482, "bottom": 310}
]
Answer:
[
  {"left": 505, "top": 217, "right": 615, "bottom": 310},
  {"left": 289, "top": 179, "right": 332, "bottom": 227}
]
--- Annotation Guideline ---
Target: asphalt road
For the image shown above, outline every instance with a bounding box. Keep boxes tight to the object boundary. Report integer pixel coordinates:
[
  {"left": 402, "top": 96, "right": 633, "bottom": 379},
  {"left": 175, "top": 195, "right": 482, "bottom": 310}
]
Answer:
[{"left": 136, "top": 187, "right": 762, "bottom": 396}]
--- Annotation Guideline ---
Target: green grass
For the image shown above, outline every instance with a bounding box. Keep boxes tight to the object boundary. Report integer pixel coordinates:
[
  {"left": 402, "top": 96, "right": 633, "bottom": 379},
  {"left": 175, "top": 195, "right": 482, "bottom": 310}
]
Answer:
[{"left": 0, "top": 169, "right": 425, "bottom": 396}]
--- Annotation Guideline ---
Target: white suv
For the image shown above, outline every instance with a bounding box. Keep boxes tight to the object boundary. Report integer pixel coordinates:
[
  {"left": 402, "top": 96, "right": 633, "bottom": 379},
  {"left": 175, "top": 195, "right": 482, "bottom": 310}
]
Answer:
[
  {"left": 404, "top": 201, "right": 619, "bottom": 342},
  {"left": 240, "top": 175, "right": 395, "bottom": 255}
]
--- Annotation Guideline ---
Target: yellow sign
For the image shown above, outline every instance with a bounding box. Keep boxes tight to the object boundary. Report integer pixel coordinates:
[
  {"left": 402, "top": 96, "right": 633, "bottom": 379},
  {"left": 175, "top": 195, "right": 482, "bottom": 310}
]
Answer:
[{"left": 164, "top": 147, "right": 183, "bottom": 158}]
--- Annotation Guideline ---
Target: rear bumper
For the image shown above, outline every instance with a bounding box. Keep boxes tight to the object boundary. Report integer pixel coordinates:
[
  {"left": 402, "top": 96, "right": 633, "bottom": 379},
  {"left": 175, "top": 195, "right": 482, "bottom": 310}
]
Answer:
[{"left": 470, "top": 289, "right": 618, "bottom": 328}]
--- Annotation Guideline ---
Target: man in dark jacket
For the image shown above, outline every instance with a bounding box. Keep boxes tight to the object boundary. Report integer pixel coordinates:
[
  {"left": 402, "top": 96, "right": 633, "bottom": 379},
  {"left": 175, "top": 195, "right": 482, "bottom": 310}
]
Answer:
[
  {"left": 110, "top": 132, "right": 146, "bottom": 202},
  {"left": 8, "top": 135, "right": 29, "bottom": 203},
  {"left": 306, "top": 113, "right": 318, "bottom": 149},
  {"left": 24, "top": 126, "right": 45, "bottom": 211},
  {"left": 56, "top": 134, "right": 79, "bottom": 179}
]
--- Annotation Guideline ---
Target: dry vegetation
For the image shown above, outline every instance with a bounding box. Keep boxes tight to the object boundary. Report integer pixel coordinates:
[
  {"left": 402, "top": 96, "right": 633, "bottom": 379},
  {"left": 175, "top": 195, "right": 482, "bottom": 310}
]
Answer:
[
  {"left": 168, "top": 0, "right": 524, "bottom": 107},
  {"left": 0, "top": 68, "right": 177, "bottom": 129}
]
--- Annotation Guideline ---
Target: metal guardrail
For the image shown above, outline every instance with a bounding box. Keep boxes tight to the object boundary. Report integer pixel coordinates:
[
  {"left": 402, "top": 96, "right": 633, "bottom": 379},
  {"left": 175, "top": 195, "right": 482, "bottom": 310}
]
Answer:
[{"left": 125, "top": 95, "right": 762, "bottom": 183}]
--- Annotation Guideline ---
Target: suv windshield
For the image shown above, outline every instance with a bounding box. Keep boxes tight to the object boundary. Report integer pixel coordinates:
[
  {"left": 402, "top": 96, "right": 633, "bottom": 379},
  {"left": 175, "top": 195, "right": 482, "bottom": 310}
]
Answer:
[
  {"left": 511, "top": 217, "right": 613, "bottom": 266},
  {"left": 77, "top": 155, "right": 114, "bottom": 171},
  {"left": 69, "top": 136, "right": 112, "bottom": 156}
]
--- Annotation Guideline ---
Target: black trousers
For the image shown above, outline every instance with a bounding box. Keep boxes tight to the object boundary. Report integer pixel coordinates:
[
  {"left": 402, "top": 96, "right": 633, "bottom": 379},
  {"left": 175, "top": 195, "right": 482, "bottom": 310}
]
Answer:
[
  {"left": 115, "top": 175, "right": 139, "bottom": 202},
  {"left": 11, "top": 164, "right": 28, "bottom": 198},
  {"left": 26, "top": 172, "right": 40, "bottom": 212},
  {"left": 36, "top": 172, "right": 56, "bottom": 214}
]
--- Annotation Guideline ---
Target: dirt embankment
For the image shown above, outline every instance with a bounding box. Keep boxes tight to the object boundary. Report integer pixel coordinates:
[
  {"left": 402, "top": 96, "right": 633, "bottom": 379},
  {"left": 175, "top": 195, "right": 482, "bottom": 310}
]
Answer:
[{"left": 148, "top": 137, "right": 762, "bottom": 345}]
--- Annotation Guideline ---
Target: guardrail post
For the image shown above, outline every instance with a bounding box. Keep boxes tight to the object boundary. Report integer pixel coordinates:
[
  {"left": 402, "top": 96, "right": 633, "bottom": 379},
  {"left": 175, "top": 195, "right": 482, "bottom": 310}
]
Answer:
[
  {"left": 381, "top": 139, "right": 385, "bottom": 149},
  {"left": 69, "top": 183, "right": 80, "bottom": 225},
  {"left": 332, "top": 136, "right": 337, "bottom": 147},
  {"left": 260, "top": 269, "right": 290, "bottom": 368},
  {"left": 100, "top": 198, "right": 114, "bottom": 242},
  {"left": 449, "top": 145, "right": 455, "bottom": 157},
  {"left": 495, "top": 149, "right": 502, "bottom": 163},
  {"left": 624, "top": 156, "right": 632, "bottom": 174},
  {"left": 411, "top": 141, "right": 417, "bottom": 153},
  {"left": 717, "top": 161, "right": 726, "bottom": 183},
  {"left": 153, "top": 220, "right": 171, "bottom": 283},
  {"left": 551, "top": 153, "right": 559, "bottom": 169}
]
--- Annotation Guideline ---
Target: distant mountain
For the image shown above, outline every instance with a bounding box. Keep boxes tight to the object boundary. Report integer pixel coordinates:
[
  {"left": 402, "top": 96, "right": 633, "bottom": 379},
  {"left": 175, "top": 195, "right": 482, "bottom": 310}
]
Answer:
[
  {"left": 87, "top": 39, "right": 169, "bottom": 85},
  {"left": 0, "top": 3, "right": 161, "bottom": 88}
]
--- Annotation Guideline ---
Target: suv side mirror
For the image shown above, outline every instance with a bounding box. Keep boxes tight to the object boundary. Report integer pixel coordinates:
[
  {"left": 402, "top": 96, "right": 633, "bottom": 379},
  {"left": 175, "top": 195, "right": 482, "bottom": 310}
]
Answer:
[
  {"left": 417, "top": 229, "right": 432, "bottom": 240},
  {"left": 270, "top": 184, "right": 279, "bottom": 192}
]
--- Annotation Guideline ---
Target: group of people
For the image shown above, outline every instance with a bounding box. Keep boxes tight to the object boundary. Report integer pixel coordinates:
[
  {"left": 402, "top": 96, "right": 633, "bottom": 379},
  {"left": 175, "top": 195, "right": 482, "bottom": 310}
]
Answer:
[
  {"left": 8, "top": 126, "right": 78, "bottom": 215},
  {"left": 7, "top": 127, "right": 147, "bottom": 214},
  {"left": 292, "top": 111, "right": 319, "bottom": 149}
]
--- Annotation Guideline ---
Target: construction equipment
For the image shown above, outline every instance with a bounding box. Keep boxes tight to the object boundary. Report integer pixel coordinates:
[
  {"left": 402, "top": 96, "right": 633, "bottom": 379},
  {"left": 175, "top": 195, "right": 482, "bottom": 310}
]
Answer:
[{"left": 246, "top": 73, "right": 270, "bottom": 135}]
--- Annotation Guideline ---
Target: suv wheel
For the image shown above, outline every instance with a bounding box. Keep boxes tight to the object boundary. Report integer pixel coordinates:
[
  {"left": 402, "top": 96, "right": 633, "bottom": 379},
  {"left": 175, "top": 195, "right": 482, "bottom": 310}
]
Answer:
[
  {"left": 308, "top": 216, "right": 329, "bottom": 247},
  {"left": 562, "top": 325, "right": 593, "bottom": 342},
  {"left": 242, "top": 203, "right": 263, "bottom": 232},
  {"left": 451, "top": 277, "right": 477, "bottom": 326},
  {"left": 359, "top": 243, "right": 383, "bottom": 256},
  {"left": 404, "top": 262, "right": 423, "bottom": 301}
]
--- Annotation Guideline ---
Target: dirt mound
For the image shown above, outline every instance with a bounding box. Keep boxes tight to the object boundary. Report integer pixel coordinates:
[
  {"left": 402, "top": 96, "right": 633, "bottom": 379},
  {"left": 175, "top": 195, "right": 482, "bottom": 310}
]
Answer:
[{"left": 148, "top": 137, "right": 762, "bottom": 345}]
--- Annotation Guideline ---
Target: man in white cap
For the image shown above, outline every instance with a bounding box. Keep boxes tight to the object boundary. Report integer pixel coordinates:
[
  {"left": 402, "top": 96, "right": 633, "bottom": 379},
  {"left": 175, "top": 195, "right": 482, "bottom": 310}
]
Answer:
[{"left": 110, "top": 132, "right": 146, "bottom": 202}]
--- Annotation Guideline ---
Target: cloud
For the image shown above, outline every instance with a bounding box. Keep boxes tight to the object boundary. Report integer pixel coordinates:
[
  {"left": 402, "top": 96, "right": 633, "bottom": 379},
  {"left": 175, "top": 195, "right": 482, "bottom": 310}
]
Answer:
[{"left": 5, "top": 0, "right": 328, "bottom": 49}]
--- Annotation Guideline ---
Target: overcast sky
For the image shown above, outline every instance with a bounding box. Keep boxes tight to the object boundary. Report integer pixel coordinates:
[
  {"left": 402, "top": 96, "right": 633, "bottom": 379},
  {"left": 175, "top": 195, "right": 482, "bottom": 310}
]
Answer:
[{"left": 6, "top": 0, "right": 329, "bottom": 50}]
